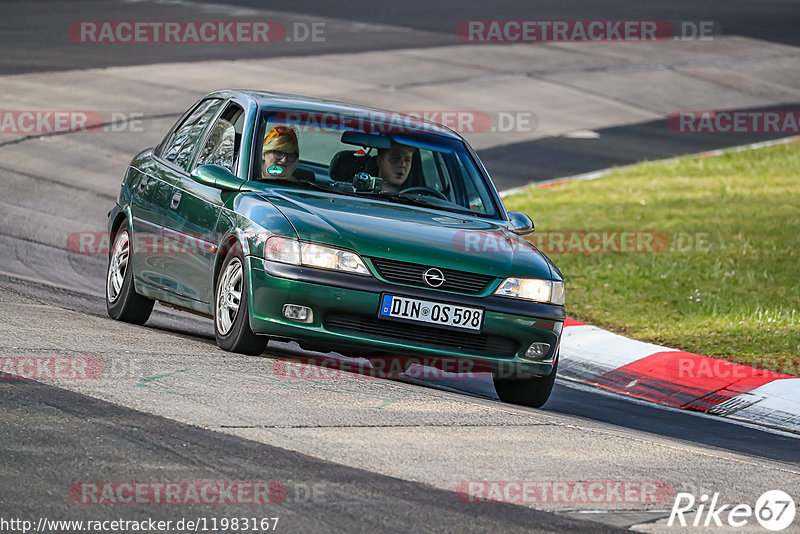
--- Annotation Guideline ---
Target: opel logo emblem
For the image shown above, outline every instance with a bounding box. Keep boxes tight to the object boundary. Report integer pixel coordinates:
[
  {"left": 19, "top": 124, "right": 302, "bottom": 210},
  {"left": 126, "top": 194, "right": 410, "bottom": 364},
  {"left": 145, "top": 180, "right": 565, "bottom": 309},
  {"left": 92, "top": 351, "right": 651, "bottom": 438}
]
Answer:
[{"left": 423, "top": 268, "right": 445, "bottom": 288}]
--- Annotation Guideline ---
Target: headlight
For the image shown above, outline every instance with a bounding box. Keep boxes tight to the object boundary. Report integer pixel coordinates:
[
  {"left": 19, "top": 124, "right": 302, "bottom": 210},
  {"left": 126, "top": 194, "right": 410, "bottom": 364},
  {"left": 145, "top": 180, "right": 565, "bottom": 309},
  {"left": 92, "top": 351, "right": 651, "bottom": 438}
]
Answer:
[
  {"left": 494, "top": 278, "right": 565, "bottom": 305},
  {"left": 300, "top": 242, "right": 370, "bottom": 274},
  {"left": 264, "top": 237, "right": 369, "bottom": 275},
  {"left": 264, "top": 236, "right": 300, "bottom": 265}
]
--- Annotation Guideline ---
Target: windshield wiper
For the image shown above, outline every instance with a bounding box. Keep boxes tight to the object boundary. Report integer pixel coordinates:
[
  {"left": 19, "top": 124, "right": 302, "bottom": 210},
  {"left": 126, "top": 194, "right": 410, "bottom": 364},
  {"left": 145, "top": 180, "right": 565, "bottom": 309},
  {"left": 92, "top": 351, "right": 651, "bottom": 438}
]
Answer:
[
  {"left": 353, "top": 190, "right": 475, "bottom": 215},
  {"left": 392, "top": 192, "right": 475, "bottom": 215},
  {"left": 352, "top": 190, "right": 394, "bottom": 199},
  {"left": 255, "top": 179, "right": 351, "bottom": 194}
]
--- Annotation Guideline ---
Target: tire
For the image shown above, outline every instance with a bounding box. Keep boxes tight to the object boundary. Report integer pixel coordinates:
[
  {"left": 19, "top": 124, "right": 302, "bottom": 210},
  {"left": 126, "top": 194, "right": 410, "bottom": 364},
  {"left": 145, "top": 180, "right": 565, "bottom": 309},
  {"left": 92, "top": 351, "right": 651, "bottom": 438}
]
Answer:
[
  {"left": 106, "top": 228, "right": 154, "bottom": 325},
  {"left": 493, "top": 355, "right": 558, "bottom": 408},
  {"left": 214, "top": 251, "right": 267, "bottom": 355}
]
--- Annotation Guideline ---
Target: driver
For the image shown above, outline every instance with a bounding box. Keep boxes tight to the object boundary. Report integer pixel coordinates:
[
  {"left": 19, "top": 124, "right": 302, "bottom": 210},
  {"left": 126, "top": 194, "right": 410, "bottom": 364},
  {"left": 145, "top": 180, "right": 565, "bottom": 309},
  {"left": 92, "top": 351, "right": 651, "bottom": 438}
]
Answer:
[
  {"left": 375, "top": 142, "right": 415, "bottom": 193},
  {"left": 261, "top": 126, "right": 300, "bottom": 180}
]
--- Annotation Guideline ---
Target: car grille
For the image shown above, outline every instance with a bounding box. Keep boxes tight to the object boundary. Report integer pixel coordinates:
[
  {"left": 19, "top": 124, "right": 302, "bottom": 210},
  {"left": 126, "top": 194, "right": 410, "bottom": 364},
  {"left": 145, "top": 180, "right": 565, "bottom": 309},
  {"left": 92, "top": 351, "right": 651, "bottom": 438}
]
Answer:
[
  {"left": 369, "top": 257, "right": 494, "bottom": 294},
  {"left": 324, "top": 313, "right": 518, "bottom": 358}
]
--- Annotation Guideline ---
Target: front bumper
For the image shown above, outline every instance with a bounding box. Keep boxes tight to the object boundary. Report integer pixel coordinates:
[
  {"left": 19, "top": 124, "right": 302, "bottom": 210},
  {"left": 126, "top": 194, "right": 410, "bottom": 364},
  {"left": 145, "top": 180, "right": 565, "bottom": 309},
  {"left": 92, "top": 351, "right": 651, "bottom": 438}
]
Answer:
[{"left": 247, "top": 256, "right": 564, "bottom": 377}]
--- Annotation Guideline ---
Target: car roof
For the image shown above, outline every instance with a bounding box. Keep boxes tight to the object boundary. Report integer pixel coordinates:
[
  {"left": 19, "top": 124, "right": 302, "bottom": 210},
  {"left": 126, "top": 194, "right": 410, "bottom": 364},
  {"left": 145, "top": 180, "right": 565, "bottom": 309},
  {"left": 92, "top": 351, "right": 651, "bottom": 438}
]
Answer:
[{"left": 206, "top": 89, "right": 463, "bottom": 140}]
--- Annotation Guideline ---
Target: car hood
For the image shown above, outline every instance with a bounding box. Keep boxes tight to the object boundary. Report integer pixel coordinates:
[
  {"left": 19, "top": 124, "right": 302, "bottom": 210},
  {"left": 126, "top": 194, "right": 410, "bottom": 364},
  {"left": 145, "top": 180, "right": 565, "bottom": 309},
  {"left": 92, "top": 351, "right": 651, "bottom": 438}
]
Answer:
[{"left": 258, "top": 189, "right": 554, "bottom": 280}]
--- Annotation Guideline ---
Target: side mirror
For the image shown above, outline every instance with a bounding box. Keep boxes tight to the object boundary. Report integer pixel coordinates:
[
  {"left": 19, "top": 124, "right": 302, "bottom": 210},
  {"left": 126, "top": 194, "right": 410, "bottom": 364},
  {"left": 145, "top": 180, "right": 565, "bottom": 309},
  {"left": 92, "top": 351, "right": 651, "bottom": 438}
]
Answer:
[
  {"left": 190, "top": 164, "right": 245, "bottom": 191},
  {"left": 507, "top": 211, "right": 534, "bottom": 235}
]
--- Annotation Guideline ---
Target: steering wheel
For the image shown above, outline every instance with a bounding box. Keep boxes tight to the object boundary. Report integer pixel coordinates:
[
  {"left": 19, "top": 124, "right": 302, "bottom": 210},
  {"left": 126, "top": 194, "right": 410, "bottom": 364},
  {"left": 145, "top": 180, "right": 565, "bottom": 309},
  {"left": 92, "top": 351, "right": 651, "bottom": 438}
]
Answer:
[{"left": 399, "top": 186, "right": 448, "bottom": 201}]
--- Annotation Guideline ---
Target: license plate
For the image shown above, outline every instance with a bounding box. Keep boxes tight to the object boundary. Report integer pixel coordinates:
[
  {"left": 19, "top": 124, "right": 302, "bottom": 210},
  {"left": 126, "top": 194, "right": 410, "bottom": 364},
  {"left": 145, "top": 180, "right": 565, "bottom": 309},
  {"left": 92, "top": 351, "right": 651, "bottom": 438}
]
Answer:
[{"left": 378, "top": 294, "right": 483, "bottom": 332}]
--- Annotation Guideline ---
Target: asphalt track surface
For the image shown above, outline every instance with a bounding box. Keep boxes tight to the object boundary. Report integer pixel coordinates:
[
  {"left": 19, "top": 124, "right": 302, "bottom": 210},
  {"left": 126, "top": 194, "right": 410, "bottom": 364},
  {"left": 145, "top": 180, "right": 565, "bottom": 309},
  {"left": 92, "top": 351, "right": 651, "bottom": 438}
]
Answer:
[
  {"left": 1, "top": 125, "right": 799, "bottom": 530},
  {"left": 2, "top": 271, "right": 799, "bottom": 532},
  {"left": 2, "top": 378, "right": 620, "bottom": 534},
  {"left": 3, "top": 0, "right": 799, "bottom": 185},
  {"left": 3, "top": 0, "right": 799, "bottom": 75},
  {"left": 481, "top": 104, "right": 800, "bottom": 188},
  {"left": 2, "top": 1, "right": 800, "bottom": 532}
]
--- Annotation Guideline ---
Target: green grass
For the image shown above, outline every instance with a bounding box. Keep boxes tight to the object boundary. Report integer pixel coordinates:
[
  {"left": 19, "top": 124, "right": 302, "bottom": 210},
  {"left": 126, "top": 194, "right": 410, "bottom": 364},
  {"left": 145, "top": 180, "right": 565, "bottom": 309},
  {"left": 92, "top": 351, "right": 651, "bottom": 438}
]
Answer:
[{"left": 504, "top": 141, "right": 800, "bottom": 376}]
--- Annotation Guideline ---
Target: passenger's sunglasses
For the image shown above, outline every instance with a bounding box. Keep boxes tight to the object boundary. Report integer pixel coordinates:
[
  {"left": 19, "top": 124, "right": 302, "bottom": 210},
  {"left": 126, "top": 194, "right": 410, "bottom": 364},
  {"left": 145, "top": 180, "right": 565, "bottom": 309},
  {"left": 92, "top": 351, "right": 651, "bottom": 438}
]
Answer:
[{"left": 267, "top": 150, "right": 298, "bottom": 162}]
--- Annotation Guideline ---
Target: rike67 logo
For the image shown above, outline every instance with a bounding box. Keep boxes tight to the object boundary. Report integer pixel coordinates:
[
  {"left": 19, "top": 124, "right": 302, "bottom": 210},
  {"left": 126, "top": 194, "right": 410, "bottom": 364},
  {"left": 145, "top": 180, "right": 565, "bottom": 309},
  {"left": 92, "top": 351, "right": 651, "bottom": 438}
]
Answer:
[{"left": 669, "top": 490, "right": 796, "bottom": 531}]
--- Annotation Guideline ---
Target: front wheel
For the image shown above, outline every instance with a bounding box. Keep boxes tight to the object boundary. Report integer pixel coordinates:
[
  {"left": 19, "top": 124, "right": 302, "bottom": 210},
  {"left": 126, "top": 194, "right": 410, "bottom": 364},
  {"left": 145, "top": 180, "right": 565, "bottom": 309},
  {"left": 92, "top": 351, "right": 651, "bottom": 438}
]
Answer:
[
  {"left": 493, "top": 355, "right": 558, "bottom": 408},
  {"left": 214, "top": 252, "right": 267, "bottom": 355},
  {"left": 106, "top": 228, "right": 154, "bottom": 324}
]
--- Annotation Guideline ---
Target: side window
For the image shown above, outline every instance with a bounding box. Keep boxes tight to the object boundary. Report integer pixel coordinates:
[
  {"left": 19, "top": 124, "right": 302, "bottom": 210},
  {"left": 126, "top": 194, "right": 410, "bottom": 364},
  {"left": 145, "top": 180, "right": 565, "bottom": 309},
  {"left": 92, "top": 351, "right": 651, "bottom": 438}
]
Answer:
[
  {"left": 160, "top": 99, "right": 222, "bottom": 171},
  {"left": 196, "top": 103, "right": 245, "bottom": 174},
  {"left": 453, "top": 153, "right": 494, "bottom": 215},
  {"left": 419, "top": 150, "right": 438, "bottom": 183},
  {"left": 461, "top": 171, "right": 487, "bottom": 214},
  {"left": 419, "top": 149, "right": 452, "bottom": 196}
]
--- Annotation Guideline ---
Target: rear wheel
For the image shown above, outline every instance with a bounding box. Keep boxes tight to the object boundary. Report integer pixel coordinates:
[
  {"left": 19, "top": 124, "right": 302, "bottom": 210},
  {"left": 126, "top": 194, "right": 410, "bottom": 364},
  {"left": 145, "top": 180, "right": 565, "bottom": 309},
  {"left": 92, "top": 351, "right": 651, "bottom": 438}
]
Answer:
[
  {"left": 106, "top": 227, "right": 154, "bottom": 324},
  {"left": 214, "top": 251, "right": 267, "bottom": 355},
  {"left": 493, "top": 354, "right": 558, "bottom": 408}
]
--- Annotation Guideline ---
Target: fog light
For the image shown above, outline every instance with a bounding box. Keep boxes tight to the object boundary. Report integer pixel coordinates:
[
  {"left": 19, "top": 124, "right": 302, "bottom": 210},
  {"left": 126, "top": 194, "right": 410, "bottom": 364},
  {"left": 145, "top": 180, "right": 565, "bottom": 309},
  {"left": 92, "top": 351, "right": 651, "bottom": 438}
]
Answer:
[
  {"left": 282, "top": 304, "right": 313, "bottom": 323},
  {"left": 523, "top": 342, "right": 551, "bottom": 360}
]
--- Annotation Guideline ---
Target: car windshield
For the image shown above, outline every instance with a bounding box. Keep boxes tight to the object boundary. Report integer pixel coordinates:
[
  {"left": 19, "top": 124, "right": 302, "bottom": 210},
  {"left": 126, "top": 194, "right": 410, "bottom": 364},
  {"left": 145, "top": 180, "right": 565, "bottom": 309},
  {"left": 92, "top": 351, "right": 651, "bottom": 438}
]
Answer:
[{"left": 252, "top": 108, "right": 502, "bottom": 218}]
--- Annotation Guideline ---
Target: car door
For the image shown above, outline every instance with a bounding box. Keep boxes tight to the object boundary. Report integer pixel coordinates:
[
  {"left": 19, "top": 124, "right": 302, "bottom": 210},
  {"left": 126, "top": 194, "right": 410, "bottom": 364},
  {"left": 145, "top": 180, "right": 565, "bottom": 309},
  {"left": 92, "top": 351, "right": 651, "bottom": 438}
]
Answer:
[
  {"left": 147, "top": 98, "right": 223, "bottom": 301},
  {"left": 128, "top": 161, "right": 169, "bottom": 290},
  {"left": 162, "top": 100, "right": 248, "bottom": 308}
]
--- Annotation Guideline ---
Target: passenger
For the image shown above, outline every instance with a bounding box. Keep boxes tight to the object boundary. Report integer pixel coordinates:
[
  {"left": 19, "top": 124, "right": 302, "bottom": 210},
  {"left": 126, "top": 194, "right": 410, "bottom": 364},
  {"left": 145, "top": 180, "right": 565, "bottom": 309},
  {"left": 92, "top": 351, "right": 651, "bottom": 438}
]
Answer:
[
  {"left": 261, "top": 126, "right": 300, "bottom": 180},
  {"left": 375, "top": 142, "right": 415, "bottom": 193}
]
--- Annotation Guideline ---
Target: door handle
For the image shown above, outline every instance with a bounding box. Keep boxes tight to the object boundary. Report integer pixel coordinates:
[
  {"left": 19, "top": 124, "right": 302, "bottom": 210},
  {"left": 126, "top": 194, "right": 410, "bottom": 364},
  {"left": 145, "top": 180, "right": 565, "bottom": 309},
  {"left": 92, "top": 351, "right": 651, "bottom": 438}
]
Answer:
[{"left": 170, "top": 191, "right": 182, "bottom": 209}]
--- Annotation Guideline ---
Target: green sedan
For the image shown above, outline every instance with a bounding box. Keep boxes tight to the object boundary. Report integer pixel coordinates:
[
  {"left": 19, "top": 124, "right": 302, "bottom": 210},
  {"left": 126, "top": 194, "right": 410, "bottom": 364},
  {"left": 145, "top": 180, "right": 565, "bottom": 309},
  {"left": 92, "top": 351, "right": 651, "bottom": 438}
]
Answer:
[{"left": 106, "top": 90, "right": 565, "bottom": 407}]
